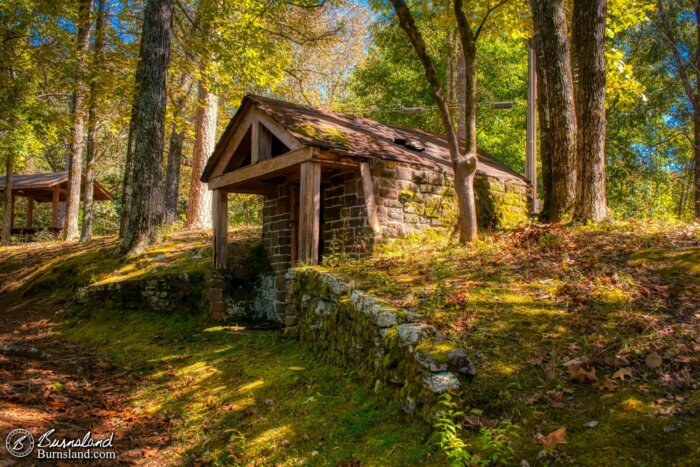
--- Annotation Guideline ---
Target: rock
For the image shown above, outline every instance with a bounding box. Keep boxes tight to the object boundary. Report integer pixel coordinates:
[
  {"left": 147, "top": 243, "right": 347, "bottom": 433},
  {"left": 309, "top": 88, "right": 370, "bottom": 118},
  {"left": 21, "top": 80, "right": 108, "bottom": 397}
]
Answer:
[
  {"left": 663, "top": 423, "right": 681, "bottom": 433},
  {"left": 402, "top": 396, "right": 416, "bottom": 414},
  {"left": 415, "top": 352, "right": 448, "bottom": 372},
  {"left": 422, "top": 372, "right": 461, "bottom": 394},
  {"left": 397, "top": 323, "right": 436, "bottom": 346},
  {"left": 322, "top": 273, "right": 350, "bottom": 295},
  {"left": 314, "top": 300, "right": 333, "bottom": 317},
  {"left": 645, "top": 351, "right": 663, "bottom": 370},
  {"left": 352, "top": 290, "right": 401, "bottom": 327},
  {"left": 583, "top": 420, "right": 598, "bottom": 428},
  {"left": 447, "top": 349, "right": 476, "bottom": 377}
]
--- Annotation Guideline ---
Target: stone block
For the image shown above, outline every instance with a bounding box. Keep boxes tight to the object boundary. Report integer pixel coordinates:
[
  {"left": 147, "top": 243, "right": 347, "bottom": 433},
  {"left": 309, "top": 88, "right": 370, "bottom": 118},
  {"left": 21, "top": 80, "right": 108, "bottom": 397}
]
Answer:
[{"left": 422, "top": 372, "right": 461, "bottom": 394}]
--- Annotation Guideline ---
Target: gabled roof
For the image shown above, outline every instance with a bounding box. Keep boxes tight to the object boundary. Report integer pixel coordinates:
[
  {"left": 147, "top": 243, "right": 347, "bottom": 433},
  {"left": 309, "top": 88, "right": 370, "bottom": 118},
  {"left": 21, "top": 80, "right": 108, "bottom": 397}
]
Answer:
[
  {"left": 202, "top": 94, "right": 528, "bottom": 183},
  {"left": 0, "top": 172, "right": 112, "bottom": 202}
]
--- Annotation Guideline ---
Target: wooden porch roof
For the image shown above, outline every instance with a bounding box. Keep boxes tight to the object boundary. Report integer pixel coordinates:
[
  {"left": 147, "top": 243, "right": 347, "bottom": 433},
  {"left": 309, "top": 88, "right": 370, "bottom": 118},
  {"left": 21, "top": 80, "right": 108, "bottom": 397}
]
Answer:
[
  {"left": 0, "top": 172, "right": 113, "bottom": 202},
  {"left": 201, "top": 94, "right": 529, "bottom": 187}
]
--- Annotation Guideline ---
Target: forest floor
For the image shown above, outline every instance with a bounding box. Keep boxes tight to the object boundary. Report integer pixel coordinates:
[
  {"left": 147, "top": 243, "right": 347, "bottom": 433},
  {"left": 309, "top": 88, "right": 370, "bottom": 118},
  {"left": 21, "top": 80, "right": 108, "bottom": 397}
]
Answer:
[
  {"left": 0, "top": 229, "right": 439, "bottom": 465},
  {"left": 330, "top": 220, "right": 700, "bottom": 465}
]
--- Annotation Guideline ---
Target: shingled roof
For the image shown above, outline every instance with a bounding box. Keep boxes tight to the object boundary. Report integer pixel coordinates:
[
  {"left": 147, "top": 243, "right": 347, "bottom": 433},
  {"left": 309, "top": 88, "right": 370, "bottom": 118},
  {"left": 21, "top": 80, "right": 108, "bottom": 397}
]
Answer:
[
  {"left": 203, "top": 94, "right": 528, "bottom": 184},
  {"left": 0, "top": 172, "right": 112, "bottom": 202}
]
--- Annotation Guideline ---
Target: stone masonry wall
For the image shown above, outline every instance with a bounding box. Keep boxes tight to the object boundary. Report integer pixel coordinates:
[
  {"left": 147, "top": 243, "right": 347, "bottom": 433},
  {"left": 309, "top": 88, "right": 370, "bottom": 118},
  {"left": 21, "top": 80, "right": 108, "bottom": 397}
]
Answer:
[
  {"left": 369, "top": 159, "right": 529, "bottom": 235},
  {"left": 262, "top": 184, "right": 293, "bottom": 323},
  {"left": 285, "top": 267, "right": 476, "bottom": 422},
  {"left": 321, "top": 169, "right": 374, "bottom": 258}
]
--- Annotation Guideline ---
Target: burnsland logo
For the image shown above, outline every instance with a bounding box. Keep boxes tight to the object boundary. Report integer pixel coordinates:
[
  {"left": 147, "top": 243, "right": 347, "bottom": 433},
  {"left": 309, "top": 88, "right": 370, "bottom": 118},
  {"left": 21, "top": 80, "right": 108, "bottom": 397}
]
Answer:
[
  {"left": 5, "top": 428, "right": 116, "bottom": 460},
  {"left": 5, "top": 429, "right": 34, "bottom": 458}
]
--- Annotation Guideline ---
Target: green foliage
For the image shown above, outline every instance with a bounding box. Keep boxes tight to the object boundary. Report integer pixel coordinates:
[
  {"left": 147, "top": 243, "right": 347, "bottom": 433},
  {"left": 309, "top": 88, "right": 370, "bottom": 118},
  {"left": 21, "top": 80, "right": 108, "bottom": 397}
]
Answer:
[{"left": 434, "top": 394, "right": 521, "bottom": 466}]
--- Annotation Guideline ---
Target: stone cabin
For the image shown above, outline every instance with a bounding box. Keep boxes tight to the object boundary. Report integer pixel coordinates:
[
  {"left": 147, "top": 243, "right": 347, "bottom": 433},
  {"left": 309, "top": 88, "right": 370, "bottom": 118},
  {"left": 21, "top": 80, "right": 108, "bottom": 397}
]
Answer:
[{"left": 201, "top": 95, "right": 530, "bottom": 322}]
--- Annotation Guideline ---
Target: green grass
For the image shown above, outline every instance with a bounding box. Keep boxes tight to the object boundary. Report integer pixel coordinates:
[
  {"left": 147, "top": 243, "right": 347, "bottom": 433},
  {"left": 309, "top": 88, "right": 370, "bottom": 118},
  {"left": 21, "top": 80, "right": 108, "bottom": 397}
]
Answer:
[
  {"left": 59, "top": 308, "right": 439, "bottom": 465},
  {"left": 329, "top": 221, "right": 700, "bottom": 464}
]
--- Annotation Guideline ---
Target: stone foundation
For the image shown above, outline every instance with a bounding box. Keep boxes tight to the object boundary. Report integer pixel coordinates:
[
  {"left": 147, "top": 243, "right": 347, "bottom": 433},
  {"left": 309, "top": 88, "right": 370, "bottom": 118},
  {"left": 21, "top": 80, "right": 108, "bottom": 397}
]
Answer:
[{"left": 285, "top": 267, "right": 475, "bottom": 421}]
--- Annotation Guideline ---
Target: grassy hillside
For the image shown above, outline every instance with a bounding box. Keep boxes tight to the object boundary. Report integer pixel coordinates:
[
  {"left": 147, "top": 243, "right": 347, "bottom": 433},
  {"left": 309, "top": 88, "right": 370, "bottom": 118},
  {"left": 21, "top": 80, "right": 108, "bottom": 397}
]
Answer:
[{"left": 327, "top": 221, "right": 700, "bottom": 465}]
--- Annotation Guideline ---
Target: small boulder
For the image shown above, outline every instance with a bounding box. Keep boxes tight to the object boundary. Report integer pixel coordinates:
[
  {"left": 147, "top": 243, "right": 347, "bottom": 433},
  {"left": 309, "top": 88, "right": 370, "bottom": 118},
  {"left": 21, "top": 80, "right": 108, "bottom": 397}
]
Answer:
[
  {"left": 422, "top": 372, "right": 461, "bottom": 394},
  {"left": 397, "top": 323, "right": 436, "bottom": 346},
  {"left": 447, "top": 349, "right": 476, "bottom": 377}
]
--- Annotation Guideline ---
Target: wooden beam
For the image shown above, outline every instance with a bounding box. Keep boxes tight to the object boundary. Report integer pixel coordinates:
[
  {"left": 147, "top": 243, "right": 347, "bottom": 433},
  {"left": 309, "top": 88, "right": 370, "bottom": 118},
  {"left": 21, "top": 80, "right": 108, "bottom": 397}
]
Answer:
[
  {"left": 51, "top": 189, "right": 59, "bottom": 228},
  {"left": 212, "top": 189, "right": 228, "bottom": 271},
  {"left": 255, "top": 109, "right": 303, "bottom": 151},
  {"left": 258, "top": 124, "right": 272, "bottom": 162},
  {"left": 250, "top": 117, "right": 260, "bottom": 165},
  {"left": 210, "top": 110, "right": 255, "bottom": 178},
  {"left": 360, "top": 162, "right": 380, "bottom": 235},
  {"left": 298, "top": 161, "right": 321, "bottom": 264},
  {"left": 208, "top": 147, "right": 315, "bottom": 190},
  {"left": 26, "top": 198, "right": 33, "bottom": 228}
]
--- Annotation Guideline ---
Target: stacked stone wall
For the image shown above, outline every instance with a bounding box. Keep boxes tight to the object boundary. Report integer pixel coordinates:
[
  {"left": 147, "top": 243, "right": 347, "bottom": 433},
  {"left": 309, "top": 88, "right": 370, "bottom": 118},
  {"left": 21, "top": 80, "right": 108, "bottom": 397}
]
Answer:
[{"left": 262, "top": 184, "right": 293, "bottom": 322}]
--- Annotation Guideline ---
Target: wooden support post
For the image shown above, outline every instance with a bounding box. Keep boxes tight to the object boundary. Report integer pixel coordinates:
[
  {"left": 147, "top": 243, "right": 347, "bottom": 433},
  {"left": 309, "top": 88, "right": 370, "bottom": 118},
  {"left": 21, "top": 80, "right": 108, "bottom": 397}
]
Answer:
[
  {"left": 360, "top": 162, "right": 380, "bottom": 235},
  {"left": 298, "top": 161, "right": 321, "bottom": 264},
  {"left": 51, "top": 189, "right": 59, "bottom": 229},
  {"left": 9, "top": 193, "right": 15, "bottom": 229},
  {"left": 26, "top": 198, "right": 34, "bottom": 228},
  {"left": 212, "top": 189, "right": 228, "bottom": 271}
]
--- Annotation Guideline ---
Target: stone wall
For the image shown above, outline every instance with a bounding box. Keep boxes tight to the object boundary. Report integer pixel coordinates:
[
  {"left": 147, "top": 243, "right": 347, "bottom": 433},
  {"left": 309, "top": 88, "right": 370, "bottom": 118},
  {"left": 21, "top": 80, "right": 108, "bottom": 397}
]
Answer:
[
  {"left": 285, "top": 267, "right": 475, "bottom": 421},
  {"left": 369, "top": 159, "right": 529, "bottom": 236},
  {"left": 262, "top": 184, "right": 294, "bottom": 322},
  {"left": 321, "top": 169, "right": 374, "bottom": 258}
]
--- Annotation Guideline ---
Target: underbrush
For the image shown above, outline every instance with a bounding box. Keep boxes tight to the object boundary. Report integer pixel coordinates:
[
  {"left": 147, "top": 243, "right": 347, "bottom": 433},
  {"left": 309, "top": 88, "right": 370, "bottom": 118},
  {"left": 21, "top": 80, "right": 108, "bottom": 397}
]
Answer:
[{"left": 331, "top": 221, "right": 700, "bottom": 464}]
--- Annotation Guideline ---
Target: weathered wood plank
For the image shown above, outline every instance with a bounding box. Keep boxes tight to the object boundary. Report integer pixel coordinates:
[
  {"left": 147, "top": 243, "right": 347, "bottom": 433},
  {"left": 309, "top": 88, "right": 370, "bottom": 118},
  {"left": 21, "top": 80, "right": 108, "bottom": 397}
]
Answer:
[
  {"left": 51, "top": 189, "right": 59, "bottom": 229},
  {"left": 258, "top": 123, "right": 272, "bottom": 162},
  {"left": 250, "top": 117, "right": 260, "bottom": 165},
  {"left": 299, "top": 161, "right": 321, "bottom": 264},
  {"left": 360, "top": 162, "right": 379, "bottom": 234},
  {"left": 26, "top": 198, "right": 33, "bottom": 228},
  {"left": 208, "top": 147, "right": 315, "bottom": 190},
  {"left": 212, "top": 189, "right": 228, "bottom": 271}
]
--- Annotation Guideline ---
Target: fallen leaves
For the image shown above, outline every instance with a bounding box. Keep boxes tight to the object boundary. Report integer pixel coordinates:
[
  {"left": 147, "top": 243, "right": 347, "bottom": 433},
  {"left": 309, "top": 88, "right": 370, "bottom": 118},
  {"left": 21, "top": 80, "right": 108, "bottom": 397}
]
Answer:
[
  {"left": 600, "top": 376, "right": 619, "bottom": 391},
  {"left": 612, "top": 368, "right": 634, "bottom": 381},
  {"left": 538, "top": 427, "right": 568, "bottom": 450},
  {"left": 569, "top": 366, "right": 598, "bottom": 383},
  {"left": 645, "top": 351, "right": 663, "bottom": 370}
]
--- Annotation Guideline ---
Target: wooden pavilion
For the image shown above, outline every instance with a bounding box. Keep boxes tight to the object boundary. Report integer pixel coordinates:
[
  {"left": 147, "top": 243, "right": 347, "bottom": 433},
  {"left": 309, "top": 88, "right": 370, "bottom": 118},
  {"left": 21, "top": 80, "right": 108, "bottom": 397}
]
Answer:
[{"left": 0, "top": 172, "right": 112, "bottom": 234}]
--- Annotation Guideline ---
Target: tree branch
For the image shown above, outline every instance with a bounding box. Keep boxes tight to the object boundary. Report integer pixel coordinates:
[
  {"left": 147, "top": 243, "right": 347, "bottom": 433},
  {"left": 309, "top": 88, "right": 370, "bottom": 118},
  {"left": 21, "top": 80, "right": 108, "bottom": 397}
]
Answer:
[
  {"left": 474, "top": 0, "right": 510, "bottom": 41},
  {"left": 657, "top": 0, "right": 696, "bottom": 109}
]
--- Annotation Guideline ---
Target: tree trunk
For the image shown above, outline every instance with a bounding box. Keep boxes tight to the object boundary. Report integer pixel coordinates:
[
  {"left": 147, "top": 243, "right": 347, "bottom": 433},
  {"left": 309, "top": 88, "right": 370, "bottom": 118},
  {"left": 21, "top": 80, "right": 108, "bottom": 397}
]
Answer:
[
  {"left": 163, "top": 72, "right": 193, "bottom": 224},
  {"left": 185, "top": 83, "right": 218, "bottom": 229},
  {"left": 529, "top": 0, "right": 577, "bottom": 222},
  {"left": 119, "top": 0, "right": 173, "bottom": 254},
  {"left": 2, "top": 154, "right": 13, "bottom": 245},
  {"left": 572, "top": 0, "right": 608, "bottom": 222},
  {"left": 532, "top": 14, "right": 553, "bottom": 221},
  {"left": 81, "top": 0, "right": 106, "bottom": 243},
  {"left": 695, "top": 0, "right": 700, "bottom": 219},
  {"left": 64, "top": 0, "right": 93, "bottom": 241}
]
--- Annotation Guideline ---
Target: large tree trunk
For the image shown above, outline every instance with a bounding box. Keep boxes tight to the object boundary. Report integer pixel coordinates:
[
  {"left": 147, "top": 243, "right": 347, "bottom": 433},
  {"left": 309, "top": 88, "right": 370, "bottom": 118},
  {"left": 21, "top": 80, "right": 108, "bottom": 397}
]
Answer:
[
  {"left": 163, "top": 72, "right": 193, "bottom": 224},
  {"left": 532, "top": 16, "right": 553, "bottom": 219},
  {"left": 2, "top": 154, "right": 13, "bottom": 245},
  {"left": 64, "top": 0, "right": 93, "bottom": 241},
  {"left": 119, "top": 0, "right": 173, "bottom": 254},
  {"left": 695, "top": 0, "right": 700, "bottom": 219},
  {"left": 185, "top": 83, "right": 218, "bottom": 229},
  {"left": 529, "top": 0, "right": 577, "bottom": 222},
  {"left": 81, "top": 0, "right": 106, "bottom": 243},
  {"left": 572, "top": 0, "right": 608, "bottom": 222}
]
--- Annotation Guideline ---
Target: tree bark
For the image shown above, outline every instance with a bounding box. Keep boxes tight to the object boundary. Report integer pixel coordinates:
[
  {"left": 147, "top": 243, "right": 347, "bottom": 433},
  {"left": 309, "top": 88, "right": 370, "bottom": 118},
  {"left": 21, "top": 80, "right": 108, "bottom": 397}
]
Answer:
[
  {"left": 529, "top": 0, "right": 577, "bottom": 222},
  {"left": 185, "top": 82, "right": 218, "bottom": 229},
  {"left": 572, "top": 0, "right": 608, "bottom": 222},
  {"left": 64, "top": 0, "right": 93, "bottom": 241},
  {"left": 2, "top": 154, "right": 13, "bottom": 245},
  {"left": 119, "top": 0, "right": 173, "bottom": 254},
  {"left": 390, "top": 0, "right": 478, "bottom": 243},
  {"left": 81, "top": 0, "right": 106, "bottom": 243},
  {"left": 532, "top": 13, "right": 553, "bottom": 219},
  {"left": 163, "top": 72, "right": 193, "bottom": 224}
]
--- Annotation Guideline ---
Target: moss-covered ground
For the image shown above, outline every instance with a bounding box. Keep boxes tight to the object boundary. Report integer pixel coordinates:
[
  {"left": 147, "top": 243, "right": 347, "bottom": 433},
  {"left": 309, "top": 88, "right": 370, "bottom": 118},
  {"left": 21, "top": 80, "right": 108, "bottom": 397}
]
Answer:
[
  {"left": 0, "top": 229, "right": 441, "bottom": 465},
  {"left": 330, "top": 221, "right": 700, "bottom": 465}
]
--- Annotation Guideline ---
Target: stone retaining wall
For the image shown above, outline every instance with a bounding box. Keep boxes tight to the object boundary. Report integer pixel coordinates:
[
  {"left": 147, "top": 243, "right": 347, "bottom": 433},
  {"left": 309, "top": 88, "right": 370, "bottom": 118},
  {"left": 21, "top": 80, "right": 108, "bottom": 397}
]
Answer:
[{"left": 285, "top": 267, "right": 475, "bottom": 421}]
